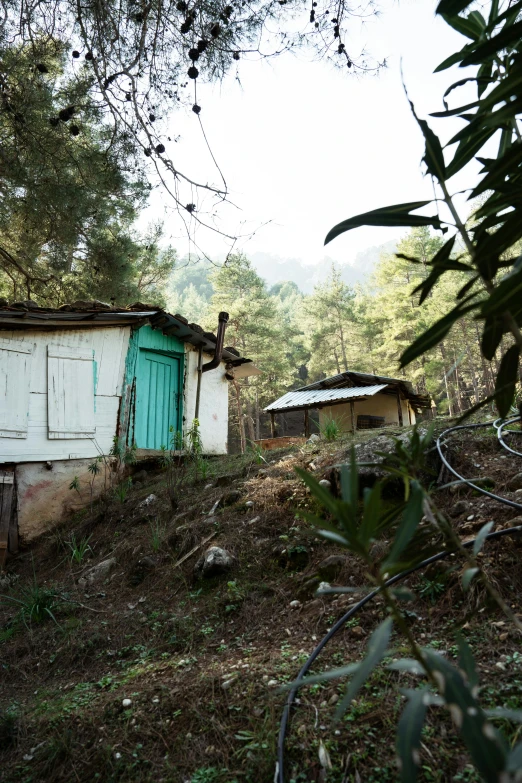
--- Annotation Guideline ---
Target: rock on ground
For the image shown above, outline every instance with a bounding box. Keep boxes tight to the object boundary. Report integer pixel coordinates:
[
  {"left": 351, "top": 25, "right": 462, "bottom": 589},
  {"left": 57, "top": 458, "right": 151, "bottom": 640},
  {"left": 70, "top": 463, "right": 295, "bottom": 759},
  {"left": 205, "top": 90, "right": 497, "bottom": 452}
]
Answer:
[
  {"left": 78, "top": 557, "right": 116, "bottom": 589},
  {"left": 195, "top": 546, "right": 234, "bottom": 578}
]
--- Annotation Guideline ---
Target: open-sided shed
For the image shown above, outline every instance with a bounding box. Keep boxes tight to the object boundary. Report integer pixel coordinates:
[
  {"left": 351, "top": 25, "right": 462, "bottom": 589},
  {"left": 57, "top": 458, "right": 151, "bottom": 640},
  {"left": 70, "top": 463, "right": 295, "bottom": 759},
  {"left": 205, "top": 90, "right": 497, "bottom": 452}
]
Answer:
[{"left": 264, "top": 370, "right": 431, "bottom": 438}]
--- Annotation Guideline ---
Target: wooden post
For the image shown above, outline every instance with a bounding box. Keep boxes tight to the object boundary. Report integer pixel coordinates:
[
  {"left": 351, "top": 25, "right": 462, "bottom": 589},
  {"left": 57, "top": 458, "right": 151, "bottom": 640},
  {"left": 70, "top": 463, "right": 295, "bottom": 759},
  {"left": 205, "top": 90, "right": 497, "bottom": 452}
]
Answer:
[
  {"left": 396, "top": 390, "right": 404, "bottom": 426},
  {"left": 350, "top": 401, "right": 356, "bottom": 433},
  {"left": 0, "top": 469, "right": 15, "bottom": 570},
  {"left": 270, "top": 412, "right": 276, "bottom": 438},
  {"left": 304, "top": 409, "right": 310, "bottom": 438}
]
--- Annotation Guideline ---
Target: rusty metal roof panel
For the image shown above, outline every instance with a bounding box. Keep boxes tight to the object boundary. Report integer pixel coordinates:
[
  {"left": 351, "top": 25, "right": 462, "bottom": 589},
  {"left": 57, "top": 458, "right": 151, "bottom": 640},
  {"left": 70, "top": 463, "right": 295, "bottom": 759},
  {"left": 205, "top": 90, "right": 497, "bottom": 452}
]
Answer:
[{"left": 264, "top": 384, "right": 388, "bottom": 412}]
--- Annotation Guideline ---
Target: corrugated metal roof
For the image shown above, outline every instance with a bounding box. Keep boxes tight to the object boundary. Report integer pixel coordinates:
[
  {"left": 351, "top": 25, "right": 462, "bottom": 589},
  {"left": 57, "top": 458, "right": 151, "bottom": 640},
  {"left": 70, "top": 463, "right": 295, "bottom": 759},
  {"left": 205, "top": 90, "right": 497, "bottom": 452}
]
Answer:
[{"left": 265, "top": 384, "right": 388, "bottom": 412}]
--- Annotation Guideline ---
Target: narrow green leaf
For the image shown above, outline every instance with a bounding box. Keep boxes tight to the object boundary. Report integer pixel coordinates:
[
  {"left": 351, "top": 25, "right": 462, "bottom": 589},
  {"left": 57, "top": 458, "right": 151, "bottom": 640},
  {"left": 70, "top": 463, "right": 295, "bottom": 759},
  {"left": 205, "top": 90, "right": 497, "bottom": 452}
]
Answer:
[
  {"left": 324, "top": 202, "right": 440, "bottom": 246},
  {"left": 399, "top": 299, "right": 479, "bottom": 368},
  {"left": 495, "top": 344, "right": 521, "bottom": 418},
  {"left": 473, "top": 521, "right": 494, "bottom": 555},
  {"left": 295, "top": 467, "right": 338, "bottom": 516},
  {"left": 434, "top": 47, "right": 473, "bottom": 73},
  {"left": 283, "top": 662, "right": 361, "bottom": 691},
  {"left": 461, "top": 20, "right": 522, "bottom": 65},
  {"left": 436, "top": 0, "right": 474, "bottom": 15},
  {"left": 360, "top": 483, "right": 382, "bottom": 548},
  {"left": 396, "top": 689, "right": 429, "bottom": 783},
  {"left": 407, "top": 100, "right": 446, "bottom": 181},
  {"left": 507, "top": 742, "right": 522, "bottom": 772},
  {"left": 462, "top": 567, "right": 479, "bottom": 591},
  {"left": 335, "top": 618, "right": 393, "bottom": 720},
  {"left": 446, "top": 127, "right": 497, "bottom": 179},
  {"left": 481, "top": 316, "right": 504, "bottom": 361},
  {"left": 457, "top": 274, "right": 479, "bottom": 299},
  {"left": 456, "top": 633, "right": 479, "bottom": 688},
  {"left": 384, "top": 481, "right": 424, "bottom": 567},
  {"left": 388, "top": 659, "right": 425, "bottom": 675},
  {"left": 441, "top": 12, "right": 483, "bottom": 40},
  {"left": 481, "top": 266, "right": 522, "bottom": 318},
  {"left": 486, "top": 708, "right": 522, "bottom": 723},
  {"left": 423, "top": 649, "right": 507, "bottom": 780}
]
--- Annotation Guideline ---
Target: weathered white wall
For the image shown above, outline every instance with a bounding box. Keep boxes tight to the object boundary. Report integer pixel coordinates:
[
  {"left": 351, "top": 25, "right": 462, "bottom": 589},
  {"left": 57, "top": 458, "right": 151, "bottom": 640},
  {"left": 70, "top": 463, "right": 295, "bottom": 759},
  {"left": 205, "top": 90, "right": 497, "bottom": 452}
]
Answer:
[
  {"left": 0, "top": 327, "right": 130, "bottom": 462},
  {"left": 318, "top": 393, "right": 416, "bottom": 432},
  {"left": 183, "top": 347, "right": 229, "bottom": 454},
  {"left": 16, "top": 458, "right": 111, "bottom": 541}
]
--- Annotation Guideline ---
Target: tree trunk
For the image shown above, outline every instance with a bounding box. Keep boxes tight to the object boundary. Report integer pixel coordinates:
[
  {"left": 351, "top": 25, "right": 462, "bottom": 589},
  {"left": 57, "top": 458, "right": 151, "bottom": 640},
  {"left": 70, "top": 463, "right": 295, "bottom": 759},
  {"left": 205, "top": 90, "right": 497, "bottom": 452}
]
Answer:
[
  {"left": 245, "top": 398, "right": 255, "bottom": 443},
  {"left": 460, "top": 321, "right": 480, "bottom": 404},
  {"left": 439, "top": 342, "right": 454, "bottom": 416},
  {"left": 233, "top": 380, "right": 246, "bottom": 454}
]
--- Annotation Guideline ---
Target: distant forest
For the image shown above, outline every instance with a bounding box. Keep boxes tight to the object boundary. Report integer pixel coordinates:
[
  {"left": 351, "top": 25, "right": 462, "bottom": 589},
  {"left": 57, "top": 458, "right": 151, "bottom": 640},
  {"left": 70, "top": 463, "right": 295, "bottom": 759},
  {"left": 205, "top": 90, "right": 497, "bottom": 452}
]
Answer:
[{"left": 164, "top": 228, "right": 508, "bottom": 449}]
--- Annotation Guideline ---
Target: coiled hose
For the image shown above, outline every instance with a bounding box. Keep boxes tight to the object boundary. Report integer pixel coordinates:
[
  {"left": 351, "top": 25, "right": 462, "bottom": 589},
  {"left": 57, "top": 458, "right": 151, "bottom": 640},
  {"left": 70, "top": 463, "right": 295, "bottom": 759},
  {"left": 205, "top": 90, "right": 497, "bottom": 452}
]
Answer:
[{"left": 276, "top": 417, "right": 522, "bottom": 782}]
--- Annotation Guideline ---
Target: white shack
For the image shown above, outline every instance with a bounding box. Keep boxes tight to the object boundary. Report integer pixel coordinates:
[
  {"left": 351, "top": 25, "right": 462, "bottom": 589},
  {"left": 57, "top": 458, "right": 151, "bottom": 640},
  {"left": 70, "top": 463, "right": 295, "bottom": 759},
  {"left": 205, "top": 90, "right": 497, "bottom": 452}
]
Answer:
[
  {"left": 0, "top": 302, "right": 257, "bottom": 556},
  {"left": 265, "top": 370, "right": 431, "bottom": 439}
]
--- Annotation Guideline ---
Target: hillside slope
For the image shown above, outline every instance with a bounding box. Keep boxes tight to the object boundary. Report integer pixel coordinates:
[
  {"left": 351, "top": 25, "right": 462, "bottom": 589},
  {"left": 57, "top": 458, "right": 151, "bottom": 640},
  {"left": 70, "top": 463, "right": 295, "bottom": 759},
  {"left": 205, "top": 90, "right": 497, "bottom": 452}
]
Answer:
[{"left": 1, "top": 425, "right": 522, "bottom": 782}]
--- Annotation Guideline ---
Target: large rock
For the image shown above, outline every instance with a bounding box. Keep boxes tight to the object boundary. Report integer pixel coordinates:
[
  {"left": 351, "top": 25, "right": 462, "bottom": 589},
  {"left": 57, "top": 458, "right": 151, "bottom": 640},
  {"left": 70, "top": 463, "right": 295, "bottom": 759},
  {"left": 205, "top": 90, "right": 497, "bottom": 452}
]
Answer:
[
  {"left": 508, "top": 473, "right": 522, "bottom": 491},
  {"left": 195, "top": 547, "right": 234, "bottom": 578},
  {"left": 316, "top": 554, "right": 347, "bottom": 582},
  {"left": 78, "top": 557, "right": 116, "bottom": 589}
]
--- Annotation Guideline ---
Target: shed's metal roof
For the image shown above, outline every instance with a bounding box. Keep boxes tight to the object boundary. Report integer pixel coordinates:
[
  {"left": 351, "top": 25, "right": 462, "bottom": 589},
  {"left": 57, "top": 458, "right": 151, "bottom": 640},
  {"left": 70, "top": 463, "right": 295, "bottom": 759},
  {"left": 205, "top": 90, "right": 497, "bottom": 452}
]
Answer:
[{"left": 265, "top": 384, "right": 388, "bottom": 413}]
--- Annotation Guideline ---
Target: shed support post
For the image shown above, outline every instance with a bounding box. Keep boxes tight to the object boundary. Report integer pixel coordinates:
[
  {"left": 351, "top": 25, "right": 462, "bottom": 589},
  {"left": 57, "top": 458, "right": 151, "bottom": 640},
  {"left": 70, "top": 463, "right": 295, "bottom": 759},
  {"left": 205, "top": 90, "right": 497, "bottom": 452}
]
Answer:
[
  {"left": 0, "top": 469, "right": 14, "bottom": 570},
  {"left": 270, "top": 412, "right": 276, "bottom": 438},
  {"left": 396, "top": 390, "right": 404, "bottom": 426},
  {"left": 304, "top": 409, "right": 310, "bottom": 438},
  {"left": 350, "top": 401, "right": 356, "bottom": 434}
]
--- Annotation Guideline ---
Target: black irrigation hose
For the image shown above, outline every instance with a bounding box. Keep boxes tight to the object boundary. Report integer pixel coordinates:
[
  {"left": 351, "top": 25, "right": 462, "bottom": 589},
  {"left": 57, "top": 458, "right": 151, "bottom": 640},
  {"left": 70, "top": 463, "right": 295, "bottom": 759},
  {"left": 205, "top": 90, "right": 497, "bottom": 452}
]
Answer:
[
  {"left": 276, "top": 418, "right": 522, "bottom": 782},
  {"left": 495, "top": 417, "right": 522, "bottom": 459}
]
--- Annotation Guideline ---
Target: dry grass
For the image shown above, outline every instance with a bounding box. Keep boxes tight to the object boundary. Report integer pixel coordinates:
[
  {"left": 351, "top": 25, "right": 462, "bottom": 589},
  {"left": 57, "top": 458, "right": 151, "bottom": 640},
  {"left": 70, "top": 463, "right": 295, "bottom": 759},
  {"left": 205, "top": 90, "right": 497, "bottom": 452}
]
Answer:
[{"left": 1, "top": 429, "right": 522, "bottom": 782}]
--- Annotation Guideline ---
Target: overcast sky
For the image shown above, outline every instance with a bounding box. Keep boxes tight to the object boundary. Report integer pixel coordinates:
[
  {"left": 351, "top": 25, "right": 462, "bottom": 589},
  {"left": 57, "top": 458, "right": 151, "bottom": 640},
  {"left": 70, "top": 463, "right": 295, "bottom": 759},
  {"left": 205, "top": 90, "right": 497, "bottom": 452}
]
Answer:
[{"left": 143, "top": 0, "right": 475, "bottom": 269}]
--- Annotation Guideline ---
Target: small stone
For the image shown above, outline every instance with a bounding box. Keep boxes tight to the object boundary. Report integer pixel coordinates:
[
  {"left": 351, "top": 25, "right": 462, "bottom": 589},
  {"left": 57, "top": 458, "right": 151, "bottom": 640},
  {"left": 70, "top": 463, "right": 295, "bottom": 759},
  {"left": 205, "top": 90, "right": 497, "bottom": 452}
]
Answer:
[
  {"left": 122, "top": 698, "right": 132, "bottom": 707},
  {"left": 317, "top": 581, "right": 332, "bottom": 594},
  {"left": 495, "top": 661, "right": 507, "bottom": 671},
  {"left": 247, "top": 516, "right": 261, "bottom": 525},
  {"left": 307, "top": 434, "right": 320, "bottom": 444},
  {"left": 289, "top": 600, "right": 301, "bottom": 608},
  {"left": 152, "top": 697, "right": 160, "bottom": 703},
  {"left": 449, "top": 500, "right": 469, "bottom": 518},
  {"left": 499, "top": 632, "right": 509, "bottom": 641},
  {"left": 114, "top": 752, "right": 122, "bottom": 760},
  {"left": 221, "top": 678, "right": 237, "bottom": 690},
  {"left": 329, "top": 693, "right": 339, "bottom": 705},
  {"left": 508, "top": 473, "right": 522, "bottom": 491},
  {"left": 139, "top": 493, "right": 157, "bottom": 508},
  {"left": 467, "top": 515, "right": 475, "bottom": 521},
  {"left": 318, "top": 479, "right": 331, "bottom": 489},
  {"left": 245, "top": 500, "right": 254, "bottom": 508},
  {"left": 267, "top": 679, "right": 278, "bottom": 687},
  {"left": 351, "top": 626, "right": 364, "bottom": 637}
]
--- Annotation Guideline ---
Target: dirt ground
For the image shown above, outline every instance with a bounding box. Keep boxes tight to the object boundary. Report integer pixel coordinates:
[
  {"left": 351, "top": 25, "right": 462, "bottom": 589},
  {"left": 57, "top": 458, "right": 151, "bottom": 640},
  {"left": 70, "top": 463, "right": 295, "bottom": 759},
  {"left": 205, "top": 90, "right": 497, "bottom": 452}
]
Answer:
[{"left": 1, "top": 421, "right": 522, "bottom": 783}]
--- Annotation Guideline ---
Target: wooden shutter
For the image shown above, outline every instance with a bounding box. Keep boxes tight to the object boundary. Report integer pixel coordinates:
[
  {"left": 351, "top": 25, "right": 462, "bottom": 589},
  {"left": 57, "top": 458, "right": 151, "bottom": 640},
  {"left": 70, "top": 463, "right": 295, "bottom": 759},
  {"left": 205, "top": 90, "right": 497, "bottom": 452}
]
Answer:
[
  {"left": 47, "top": 345, "right": 96, "bottom": 439},
  {"left": 0, "top": 337, "right": 33, "bottom": 439}
]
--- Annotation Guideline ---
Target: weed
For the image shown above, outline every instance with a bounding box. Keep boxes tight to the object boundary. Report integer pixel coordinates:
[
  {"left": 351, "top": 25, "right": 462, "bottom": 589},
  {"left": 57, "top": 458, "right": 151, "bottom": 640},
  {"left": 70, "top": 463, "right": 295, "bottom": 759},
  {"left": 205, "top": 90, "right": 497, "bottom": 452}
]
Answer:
[
  {"left": 0, "top": 707, "right": 18, "bottom": 749},
  {"left": 149, "top": 519, "right": 166, "bottom": 552},
  {"left": 320, "top": 415, "right": 342, "bottom": 441},
  {"left": 190, "top": 768, "right": 224, "bottom": 783},
  {"left": 1, "top": 579, "right": 62, "bottom": 628},
  {"left": 114, "top": 477, "right": 132, "bottom": 503},
  {"left": 67, "top": 532, "right": 93, "bottom": 565},
  {"left": 247, "top": 440, "right": 267, "bottom": 465}
]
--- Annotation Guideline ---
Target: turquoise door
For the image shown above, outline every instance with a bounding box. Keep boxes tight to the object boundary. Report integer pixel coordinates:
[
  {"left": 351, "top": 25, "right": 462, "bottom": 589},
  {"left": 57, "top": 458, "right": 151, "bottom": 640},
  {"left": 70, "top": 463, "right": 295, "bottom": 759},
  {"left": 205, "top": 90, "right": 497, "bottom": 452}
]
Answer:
[{"left": 134, "top": 350, "right": 182, "bottom": 449}]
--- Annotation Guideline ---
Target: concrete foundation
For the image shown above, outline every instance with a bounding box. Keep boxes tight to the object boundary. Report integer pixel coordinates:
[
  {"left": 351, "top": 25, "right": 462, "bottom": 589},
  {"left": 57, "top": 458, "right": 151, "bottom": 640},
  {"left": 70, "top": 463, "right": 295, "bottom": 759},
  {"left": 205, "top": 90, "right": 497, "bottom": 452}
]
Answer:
[{"left": 15, "top": 458, "right": 112, "bottom": 541}]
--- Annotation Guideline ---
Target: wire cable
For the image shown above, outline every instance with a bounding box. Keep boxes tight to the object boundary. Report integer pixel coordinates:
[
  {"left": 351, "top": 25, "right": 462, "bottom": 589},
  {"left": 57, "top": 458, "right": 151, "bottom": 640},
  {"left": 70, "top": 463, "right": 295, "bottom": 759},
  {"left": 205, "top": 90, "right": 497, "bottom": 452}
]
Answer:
[{"left": 276, "top": 417, "right": 522, "bottom": 782}]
